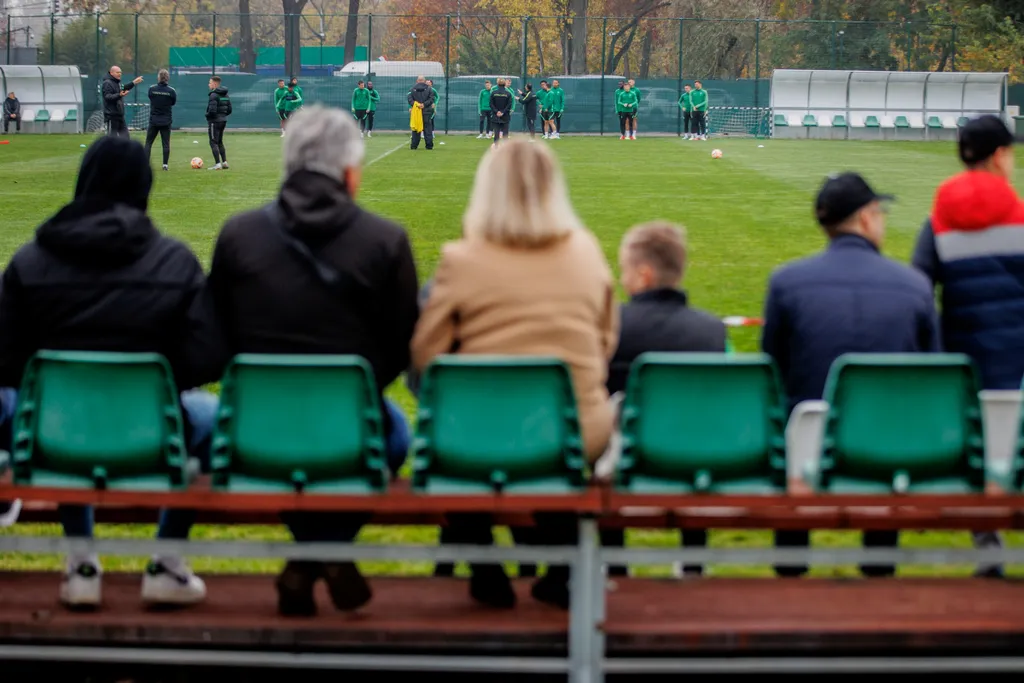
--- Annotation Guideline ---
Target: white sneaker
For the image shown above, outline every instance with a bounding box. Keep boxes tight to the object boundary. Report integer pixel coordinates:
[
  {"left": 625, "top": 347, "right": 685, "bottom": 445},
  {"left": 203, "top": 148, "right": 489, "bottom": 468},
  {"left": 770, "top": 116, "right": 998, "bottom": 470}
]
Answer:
[
  {"left": 360, "top": 131, "right": 364, "bottom": 138},
  {"left": 0, "top": 499, "right": 21, "bottom": 527},
  {"left": 542, "top": 134, "right": 549, "bottom": 139},
  {"left": 221, "top": 161, "right": 229, "bottom": 170},
  {"left": 209, "top": 163, "right": 222, "bottom": 170},
  {"left": 60, "top": 560, "right": 102, "bottom": 608},
  {"left": 367, "top": 132, "right": 372, "bottom": 138},
  {"left": 281, "top": 131, "right": 286, "bottom": 138},
  {"left": 161, "top": 164, "right": 168, "bottom": 171},
  {"left": 141, "top": 558, "right": 207, "bottom": 605},
  {"left": 476, "top": 134, "right": 485, "bottom": 139}
]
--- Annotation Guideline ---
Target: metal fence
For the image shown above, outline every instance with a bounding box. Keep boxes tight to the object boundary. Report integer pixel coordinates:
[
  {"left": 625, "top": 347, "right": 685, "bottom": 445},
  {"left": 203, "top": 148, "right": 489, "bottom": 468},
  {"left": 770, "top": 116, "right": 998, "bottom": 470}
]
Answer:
[{"left": 1, "top": 13, "right": 963, "bottom": 134}]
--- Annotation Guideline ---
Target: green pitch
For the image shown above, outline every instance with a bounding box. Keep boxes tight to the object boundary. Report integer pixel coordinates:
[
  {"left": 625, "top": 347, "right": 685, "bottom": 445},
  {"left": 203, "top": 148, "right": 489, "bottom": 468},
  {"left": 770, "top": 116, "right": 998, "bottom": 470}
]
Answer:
[{"left": 1, "top": 132, "right": 1022, "bottom": 577}]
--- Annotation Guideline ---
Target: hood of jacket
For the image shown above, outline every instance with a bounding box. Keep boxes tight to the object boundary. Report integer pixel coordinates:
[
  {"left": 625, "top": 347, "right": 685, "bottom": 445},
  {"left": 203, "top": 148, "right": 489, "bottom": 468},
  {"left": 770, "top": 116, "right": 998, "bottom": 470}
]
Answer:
[
  {"left": 35, "top": 135, "right": 157, "bottom": 267},
  {"left": 103, "top": 72, "right": 121, "bottom": 88},
  {"left": 211, "top": 86, "right": 229, "bottom": 97},
  {"left": 277, "top": 169, "right": 359, "bottom": 244},
  {"left": 932, "top": 170, "right": 1024, "bottom": 233}
]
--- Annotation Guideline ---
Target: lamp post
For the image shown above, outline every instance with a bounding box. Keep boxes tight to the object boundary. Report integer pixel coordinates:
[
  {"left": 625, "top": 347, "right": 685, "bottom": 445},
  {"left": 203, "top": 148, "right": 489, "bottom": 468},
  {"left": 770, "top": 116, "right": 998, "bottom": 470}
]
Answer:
[
  {"left": 411, "top": 32, "right": 418, "bottom": 61},
  {"left": 838, "top": 30, "right": 845, "bottom": 70}
]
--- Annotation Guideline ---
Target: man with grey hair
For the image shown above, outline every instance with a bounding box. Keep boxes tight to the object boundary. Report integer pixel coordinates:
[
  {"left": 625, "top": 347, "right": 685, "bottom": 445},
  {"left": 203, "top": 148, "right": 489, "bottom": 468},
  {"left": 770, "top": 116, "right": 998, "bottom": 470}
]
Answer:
[
  {"left": 145, "top": 69, "right": 176, "bottom": 170},
  {"left": 206, "top": 105, "right": 419, "bottom": 616}
]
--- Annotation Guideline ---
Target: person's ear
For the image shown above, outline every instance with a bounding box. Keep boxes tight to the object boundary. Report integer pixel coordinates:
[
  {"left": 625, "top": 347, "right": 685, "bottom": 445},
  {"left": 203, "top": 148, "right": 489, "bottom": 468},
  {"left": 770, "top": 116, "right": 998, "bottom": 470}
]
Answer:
[{"left": 343, "top": 166, "right": 362, "bottom": 198}]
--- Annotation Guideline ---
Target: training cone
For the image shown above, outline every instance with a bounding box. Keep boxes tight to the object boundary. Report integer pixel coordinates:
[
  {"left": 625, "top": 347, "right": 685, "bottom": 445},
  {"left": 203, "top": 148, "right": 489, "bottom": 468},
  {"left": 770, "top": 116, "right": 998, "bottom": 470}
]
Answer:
[{"left": 0, "top": 140, "right": 9, "bottom": 145}]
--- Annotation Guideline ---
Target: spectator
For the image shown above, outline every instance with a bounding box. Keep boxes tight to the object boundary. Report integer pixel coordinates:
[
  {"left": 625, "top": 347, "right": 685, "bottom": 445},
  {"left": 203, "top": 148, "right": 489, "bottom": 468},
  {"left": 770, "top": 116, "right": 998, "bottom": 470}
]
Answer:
[
  {"left": 602, "top": 222, "right": 727, "bottom": 577},
  {"left": 206, "top": 106, "right": 419, "bottom": 616},
  {"left": 3, "top": 92, "right": 20, "bottom": 133},
  {"left": 0, "top": 136, "right": 224, "bottom": 608},
  {"left": 412, "top": 140, "right": 618, "bottom": 610},
  {"left": 912, "top": 114, "right": 1023, "bottom": 577},
  {"left": 762, "top": 172, "right": 940, "bottom": 578}
]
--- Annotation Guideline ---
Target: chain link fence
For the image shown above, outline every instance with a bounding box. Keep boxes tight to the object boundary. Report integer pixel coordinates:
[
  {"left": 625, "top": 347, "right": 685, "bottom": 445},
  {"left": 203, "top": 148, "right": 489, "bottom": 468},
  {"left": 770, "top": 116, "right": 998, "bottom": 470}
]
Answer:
[{"left": 3, "top": 13, "right": 963, "bottom": 134}]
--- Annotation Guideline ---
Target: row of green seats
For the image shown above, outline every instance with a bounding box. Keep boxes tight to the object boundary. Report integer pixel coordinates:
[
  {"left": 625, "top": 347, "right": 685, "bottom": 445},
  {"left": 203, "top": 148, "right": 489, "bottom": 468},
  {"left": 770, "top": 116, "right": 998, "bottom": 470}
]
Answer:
[
  {"left": 5, "top": 350, "right": 1019, "bottom": 497},
  {"left": 775, "top": 114, "right": 970, "bottom": 129}
]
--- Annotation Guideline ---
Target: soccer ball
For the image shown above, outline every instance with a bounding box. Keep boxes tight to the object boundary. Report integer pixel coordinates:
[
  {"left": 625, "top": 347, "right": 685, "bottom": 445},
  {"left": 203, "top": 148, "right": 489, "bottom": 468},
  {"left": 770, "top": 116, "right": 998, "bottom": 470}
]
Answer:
[
  {"left": 191, "top": 157, "right": 204, "bottom": 169},
  {"left": 711, "top": 149, "right": 723, "bottom": 159}
]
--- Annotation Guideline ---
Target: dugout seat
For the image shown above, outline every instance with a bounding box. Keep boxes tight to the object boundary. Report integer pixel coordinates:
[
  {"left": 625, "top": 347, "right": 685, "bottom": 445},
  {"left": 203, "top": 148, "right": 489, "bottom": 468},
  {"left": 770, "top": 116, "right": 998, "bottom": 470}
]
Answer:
[
  {"left": 802, "top": 114, "right": 818, "bottom": 127},
  {"left": 11, "top": 351, "right": 189, "bottom": 491},
  {"left": 210, "top": 355, "right": 388, "bottom": 494},
  {"left": 958, "top": 116, "right": 970, "bottom": 127},
  {"left": 927, "top": 116, "right": 943, "bottom": 129},
  {"left": 773, "top": 114, "right": 788, "bottom": 127},
  {"left": 832, "top": 114, "right": 848, "bottom": 127},
  {"left": 614, "top": 353, "right": 787, "bottom": 494},
  {"left": 802, "top": 354, "right": 986, "bottom": 494},
  {"left": 33, "top": 109, "right": 50, "bottom": 133},
  {"left": 864, "top": 115, "right": 881, "bottom": 128},
  {"left": 412, "top": 356, "right": 586, "bottom": 494},
  {"left": 65, "top": 108, "right": 77, "bottom": 122}
]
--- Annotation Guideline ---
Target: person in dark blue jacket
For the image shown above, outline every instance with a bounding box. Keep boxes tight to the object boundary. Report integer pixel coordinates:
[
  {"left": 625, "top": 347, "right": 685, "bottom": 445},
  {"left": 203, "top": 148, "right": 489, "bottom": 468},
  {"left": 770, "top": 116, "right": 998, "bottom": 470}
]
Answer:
[
  {"left": 145, "top": 69, "right": 177, "bottom": 170},
  {"left": 762, "top": 172, "right": 940, "bottom": 578}
]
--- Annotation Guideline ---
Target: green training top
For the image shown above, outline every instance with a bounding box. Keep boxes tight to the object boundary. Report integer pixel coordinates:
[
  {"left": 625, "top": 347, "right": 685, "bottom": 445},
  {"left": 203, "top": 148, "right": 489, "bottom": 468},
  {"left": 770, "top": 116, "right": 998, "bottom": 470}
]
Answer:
[
  {"left": 367, "top": 88, "right": 380, "bottom": 112},
  {"left": 351, "top": 87, "right": 370, "bottom": 111},
  {"left": 690, "top": 87, "right": 708, "bottom": 111},
  {"left": 538, "top": 88, "right": 551, "bottom": 111},
  {"left": 678, "top": 90, "right": 692, "bottom": 111},
  {"left": 282, "top": 89, "right": 303, "bottom": 112},
  {"left": 613, "top": 87, "right": 624, "bottom": 113},
  {"left": 274, "top": 86, "right": 288, "bottom": 111},
  {"left": 478, "top": 87, "right": 492, "bottom": 112},
  {"left": 548, "top": 86, "right": 565, "bottom": 112},
  {"left": 616, "top": 89, "right": 639, "bottom": 113}
]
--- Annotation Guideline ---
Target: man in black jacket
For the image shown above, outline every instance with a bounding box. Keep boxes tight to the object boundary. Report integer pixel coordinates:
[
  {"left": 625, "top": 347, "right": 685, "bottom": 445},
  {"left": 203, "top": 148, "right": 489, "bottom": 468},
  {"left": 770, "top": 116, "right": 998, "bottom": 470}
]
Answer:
[
  {"left": 407, "top": 76, "right": 435, "bottom": 150},
  {"left": 145, "top": 69, "right": 177, "bottom": 170},
  {"left": 207, "top": 106, "right": 419, "bottom": 616},
  {"left": 101, "top": 65, "right": 144, "bottom": 138},
  {"left": 603, "top": 222, "right": 727, "bottom": 577},
  {"left": 3, "top": 92, "right": 20, "bottom": 133},
  {"left": 489, "top": 78, "right": 513, "bottom": 146},
  {"left": 517, "top": 83, "right": 538, "bottom": 138},
  {"left": 0, "top": 136, "right": 225, "bottom": 608},
  {"left": 205, "top": 76, "right": 232, "bottom": 170}
]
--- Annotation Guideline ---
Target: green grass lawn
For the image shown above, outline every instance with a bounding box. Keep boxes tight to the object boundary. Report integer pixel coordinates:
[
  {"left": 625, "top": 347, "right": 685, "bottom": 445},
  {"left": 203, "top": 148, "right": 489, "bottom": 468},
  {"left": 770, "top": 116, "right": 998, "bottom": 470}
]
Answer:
[{"left": 1, "top": 131, "right": 1021, "bottom": 578}]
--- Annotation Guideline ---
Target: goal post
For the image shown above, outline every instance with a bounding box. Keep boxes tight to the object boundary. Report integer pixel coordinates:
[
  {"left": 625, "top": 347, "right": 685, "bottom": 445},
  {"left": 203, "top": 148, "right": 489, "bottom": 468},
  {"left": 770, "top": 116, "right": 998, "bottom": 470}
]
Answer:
[{"left": 707, "top": 106, "right": 771, "bottom": 138}]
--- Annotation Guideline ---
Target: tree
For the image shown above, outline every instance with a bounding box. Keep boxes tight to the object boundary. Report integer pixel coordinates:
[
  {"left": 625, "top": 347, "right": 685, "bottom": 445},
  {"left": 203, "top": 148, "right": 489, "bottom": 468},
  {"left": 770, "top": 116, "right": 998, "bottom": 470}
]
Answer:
[
  {"left": 282, "top": 0, "right": 309, "bottom": 78},
  {"left": 239, "top": 0, "right": 256, "bottom": 72},
  {"left": 344, "top": 0, "right": 360, "bottom": 64},
  {"left": 568, "top": 0, "right": 588, "bottom": 73},
  {"left": 603, "top": 0, "right": 670, "bottom": 74}
]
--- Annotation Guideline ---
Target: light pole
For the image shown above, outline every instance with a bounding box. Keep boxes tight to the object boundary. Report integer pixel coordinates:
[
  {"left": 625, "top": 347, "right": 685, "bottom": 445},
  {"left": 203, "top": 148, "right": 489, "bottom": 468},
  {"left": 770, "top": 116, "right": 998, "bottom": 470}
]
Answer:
[
  {"left": 838, "top": 30, "right": 846, "bottom": 70},
  {"left": 411, "top": 32, "right": 418, "bottom": 61}
]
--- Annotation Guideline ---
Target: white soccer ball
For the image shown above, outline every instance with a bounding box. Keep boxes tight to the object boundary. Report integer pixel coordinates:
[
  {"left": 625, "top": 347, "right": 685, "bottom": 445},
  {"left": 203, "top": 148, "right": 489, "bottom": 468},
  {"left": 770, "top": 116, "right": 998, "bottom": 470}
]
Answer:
[
  {"left": 191, "top": 157, "right": 204, "bottom": 169},
  {"left": 711, "top": 149, "right": 723, "bottom": 159}
]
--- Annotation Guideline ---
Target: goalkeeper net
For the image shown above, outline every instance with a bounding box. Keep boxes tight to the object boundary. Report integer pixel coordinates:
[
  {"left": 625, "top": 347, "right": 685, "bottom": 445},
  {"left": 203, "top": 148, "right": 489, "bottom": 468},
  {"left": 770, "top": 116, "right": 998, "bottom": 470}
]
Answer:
[
  {"left": 85, "top": 103, "right": 152, "bottom": 133},
  {"left": 707, "top": 107, "right": 771, "bottom": 138}
]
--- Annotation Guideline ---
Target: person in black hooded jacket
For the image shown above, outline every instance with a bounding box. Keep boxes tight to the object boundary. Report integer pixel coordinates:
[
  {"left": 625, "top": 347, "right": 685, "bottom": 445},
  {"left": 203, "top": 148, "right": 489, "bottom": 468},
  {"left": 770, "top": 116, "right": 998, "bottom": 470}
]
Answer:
[
  {"left": 101, "top": 65, "right": 143, "bottom": 138},
  {"left": 0, "top": 136, "right": 226, "bottom": 609},
  {"left": 205, "top": 76, "right": 232, "bottom": 170},
  {"left": 206, "top": 105, "right": 419, "bottom": 617}
]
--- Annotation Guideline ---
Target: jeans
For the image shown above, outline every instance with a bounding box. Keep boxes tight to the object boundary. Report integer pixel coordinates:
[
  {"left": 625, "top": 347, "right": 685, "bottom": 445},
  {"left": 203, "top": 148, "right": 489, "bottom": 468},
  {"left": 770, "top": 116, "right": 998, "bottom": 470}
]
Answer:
[{"left": 281, "top": 399, "right": 410, "bottom": 543}]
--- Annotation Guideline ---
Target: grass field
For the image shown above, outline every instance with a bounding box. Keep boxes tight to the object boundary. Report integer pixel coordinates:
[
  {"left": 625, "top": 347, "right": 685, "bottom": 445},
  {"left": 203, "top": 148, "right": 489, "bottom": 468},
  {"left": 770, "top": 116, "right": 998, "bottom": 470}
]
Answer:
[{"left": 1, "top": 131, "right": 1022, "bottom": 578}]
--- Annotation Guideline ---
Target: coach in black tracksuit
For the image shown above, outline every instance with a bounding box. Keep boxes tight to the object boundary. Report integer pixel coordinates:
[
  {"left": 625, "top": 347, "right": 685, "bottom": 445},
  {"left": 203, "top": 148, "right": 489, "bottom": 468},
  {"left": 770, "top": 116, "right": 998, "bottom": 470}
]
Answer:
[
  {"left": 102, "top": 66, "right": 143, "bottom": 138},
  {"left": 205, "top": 76, "right": 232, "bottom": 169},
  {"left": 407, "top": 78, "right": 435, "bottom": 150},
  {"left": 517, "top": 84, "right": 538, "bottom": 138},
  {"left": 145, "top": 69, "right": 177, "bottom": 169},
  {"left": 489, "top": 81, "right": 513, "bottom": 144}
]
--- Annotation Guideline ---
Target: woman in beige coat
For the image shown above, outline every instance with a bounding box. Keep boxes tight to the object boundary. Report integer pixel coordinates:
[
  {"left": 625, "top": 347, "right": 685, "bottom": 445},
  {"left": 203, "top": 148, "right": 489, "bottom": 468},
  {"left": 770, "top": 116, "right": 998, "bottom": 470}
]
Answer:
[{"left": 412, "top": 139, "right": 619, "bottom": 610}]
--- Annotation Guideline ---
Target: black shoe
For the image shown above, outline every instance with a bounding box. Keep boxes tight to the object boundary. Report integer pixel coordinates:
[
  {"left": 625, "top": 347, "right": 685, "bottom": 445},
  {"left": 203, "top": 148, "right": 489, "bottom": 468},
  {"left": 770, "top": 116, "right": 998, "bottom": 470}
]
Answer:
[
  {"left": 518, "top": 563, "right": 538, "bottom": 578},
  {"left": 323, "top": 561, "right": 372, "bottom": 611},
  {"left": 469, "top": 566, "right": 516, "bottom": 609},
  {"left": 434, "top": 562, "right": 455, "bottom": 578},
  {"left": 276, "top": 561, "right": 320, "bottom": 616},
  {"left": 682, "top": 565, "right": 704, "bottom": 577},
  {"left": 531, "top": 573, "right": 570, "bottom": 610},
  {"left": 974, "top": 566, "right": 1005, "bottom": 579},
  {"left": 860, "top": 564, "right": 896, "bottom": 578},
  {"left": 774, "top": 565, "right": 809, "bottom": 578},
  {"left": 607, "top": 565, "right": 628, "bottom": 577}
]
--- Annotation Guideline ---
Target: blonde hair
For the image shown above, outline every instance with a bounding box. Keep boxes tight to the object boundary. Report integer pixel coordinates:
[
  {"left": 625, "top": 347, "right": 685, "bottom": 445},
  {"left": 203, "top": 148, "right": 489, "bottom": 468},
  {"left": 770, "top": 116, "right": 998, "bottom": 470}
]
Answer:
[
  {"left": 620, "top": 221, "right": 688, "bottom": 287},
  {"left": 463, "top": 139, "right": 583, "bottom": 248}
]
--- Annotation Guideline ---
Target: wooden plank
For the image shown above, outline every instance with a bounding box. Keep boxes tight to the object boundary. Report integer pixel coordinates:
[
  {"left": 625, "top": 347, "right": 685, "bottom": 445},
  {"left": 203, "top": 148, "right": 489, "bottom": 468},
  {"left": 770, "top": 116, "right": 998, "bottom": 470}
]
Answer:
[{"left": 2, "top": 573, "right": 1024, "bottom": 655}]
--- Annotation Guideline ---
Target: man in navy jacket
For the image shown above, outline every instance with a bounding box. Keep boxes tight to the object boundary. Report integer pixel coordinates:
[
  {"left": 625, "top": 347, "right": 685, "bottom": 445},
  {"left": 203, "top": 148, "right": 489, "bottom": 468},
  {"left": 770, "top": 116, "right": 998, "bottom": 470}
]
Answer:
[{"left": 762, "top": 172, "right": 940, "bottom": 577}]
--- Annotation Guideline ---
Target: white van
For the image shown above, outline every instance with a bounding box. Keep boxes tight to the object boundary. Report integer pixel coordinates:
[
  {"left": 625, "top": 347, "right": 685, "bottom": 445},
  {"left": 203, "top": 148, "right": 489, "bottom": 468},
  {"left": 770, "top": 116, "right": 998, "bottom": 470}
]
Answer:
[{"left": 334, "top": 61, "right": 445, "bottom": 79}]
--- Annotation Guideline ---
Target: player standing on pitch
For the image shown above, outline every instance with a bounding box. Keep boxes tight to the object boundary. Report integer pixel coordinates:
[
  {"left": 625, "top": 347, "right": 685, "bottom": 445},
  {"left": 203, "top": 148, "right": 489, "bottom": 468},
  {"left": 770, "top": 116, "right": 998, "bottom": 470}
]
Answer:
[
  {"left": 489, "top": 78, "right": 513, "bottom": 148},
  {"left": 678, "top": 84, "right": 693, "bottom": 140},
  {"left": 549, "top": 79, "right": 565, "bottom": 138},
  {"left": 144, "top": 69, "right": 176, "bottom": 170},
  {"left": 205, "top": 76, "right": 232, "bottom": 170},
  {"left": 352, "top": 80, "right": 371, "bottom": 138},
  {"left": 690, "top": 80, "right": 709, "bottom": 141},
  {"left": 617, "top": 81, "right": 639, "bottom": 141},
  {"left": 274, "top": 79, "right": 288, "bottom": 137},
  {"left": 477, "top": 80, "right": 493, "bottom": 139},
  {"left": 539, "top": 80, "right": 554, "bottom": 139},
  {"left": 102, "top": 65, "right": 144, "bottom": 138},
  {"left": 628, "top": 79, "right": 641, "bottom": 138},
  {"left": 614, "top": 80, "right": 626, "bottom": 139},
  {"left": 366, "top": 81, "right": 379, "bottom": 137}
]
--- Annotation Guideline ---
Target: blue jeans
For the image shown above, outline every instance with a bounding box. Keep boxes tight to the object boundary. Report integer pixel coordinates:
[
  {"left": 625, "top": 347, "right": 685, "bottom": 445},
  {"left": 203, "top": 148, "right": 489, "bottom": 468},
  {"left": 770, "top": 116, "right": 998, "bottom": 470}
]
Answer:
[{"left": 282, "top": 399, "right": 410, "bottom": 544}]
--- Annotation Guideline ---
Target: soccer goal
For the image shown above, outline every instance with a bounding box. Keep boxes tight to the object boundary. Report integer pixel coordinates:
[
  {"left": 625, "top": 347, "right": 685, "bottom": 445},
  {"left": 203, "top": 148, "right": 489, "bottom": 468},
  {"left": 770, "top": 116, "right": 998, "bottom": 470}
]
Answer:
[
  {"left": 707, "top": 107, "right": 771, "bottom": 138},
  {"left": 85, "top": 103, "right": 152, "bottom": 133}
]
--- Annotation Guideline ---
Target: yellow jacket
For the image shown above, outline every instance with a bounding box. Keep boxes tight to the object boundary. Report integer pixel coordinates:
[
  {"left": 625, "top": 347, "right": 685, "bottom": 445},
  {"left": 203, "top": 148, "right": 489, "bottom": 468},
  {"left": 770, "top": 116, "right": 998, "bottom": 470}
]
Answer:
[{"left": 410, "top": 104, "right": 423, "bottom": 132}]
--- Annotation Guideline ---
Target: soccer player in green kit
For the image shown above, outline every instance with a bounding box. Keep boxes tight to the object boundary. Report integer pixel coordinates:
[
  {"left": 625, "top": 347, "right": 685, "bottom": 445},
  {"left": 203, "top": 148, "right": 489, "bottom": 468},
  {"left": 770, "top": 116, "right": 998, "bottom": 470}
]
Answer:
[
  {"left": 628, "top": 78, "right": 641, "bottom": 137},
  {"left": 617, "top": 81, "right": 639, "bottom": 140},
  {"left": 614, "top": 80, "right": 626, "bottom": 138},
  {"left": 690, "top": 80, "right": 709, "bottom": 140},
  {"left": 477, "top": 79, "right": 492, "bottom": 139},
  {"left": 548, "top": 78, "right": 565, "bottom": 138},
  {"left": 274, "top": 79, "right": 288, "bottom": 137},
  {"left": 366, "top": 81, "right": 379, "bottom": 137},
  {"left": 352, "top": 80, "right": 371, "bottom": 137},
  {"left": 539, "top": 80, "right": 554, "bottom": 139},
  {"left": 678, "top": 83, "right": 694, "bottom": 139}
]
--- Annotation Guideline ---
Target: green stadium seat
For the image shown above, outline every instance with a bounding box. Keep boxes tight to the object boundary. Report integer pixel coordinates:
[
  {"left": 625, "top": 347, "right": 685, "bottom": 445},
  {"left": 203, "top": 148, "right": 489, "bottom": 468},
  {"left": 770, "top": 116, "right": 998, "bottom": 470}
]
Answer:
[
  {"left": 832, "top": 115, "right": 848, "bottom": 127},
  {"left": 210, "top": 354, "right": 388, "bottom": 494},
  {"left": 864, "top": 115, "right": 881, "bottom": 128},
  {"left": 65, "top": 108, "right": 77, "bottom": 122},
  {"left": 34, "top": 110, "right": 50, "bottom": 123},
  {"left": 894, "top": 115, "right": 910, "bottom": 128},
  {"left": 11, "top": 351, "right": 189, "bottom": 490},
  {"left": 615, "top": 353, "right": 787, "bottom": 494},
  {"left": 774, "top": 114, "right": 788, "bottom": 127},
  {"left": 957, "top": 116, "right": 970, "bottom": 127},
  {"left": 804, "top": 354, "right": 985, "bottom": 494},
  {"left": 412, "top": 356, "right": 586, "bottom": 494},
  {"left": 927, "top": 116, "right": 943, "bottom": 128},
  {"left": 802, "top": 114, "right": 818, "bottom": 127}
]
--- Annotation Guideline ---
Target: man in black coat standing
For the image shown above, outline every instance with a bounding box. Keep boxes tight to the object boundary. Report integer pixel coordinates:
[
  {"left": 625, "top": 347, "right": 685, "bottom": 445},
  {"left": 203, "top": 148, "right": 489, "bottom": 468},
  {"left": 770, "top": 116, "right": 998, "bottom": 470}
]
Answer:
[
  {"left": 407, "top": 76, "right": 435, "bottom": 150},
  {"left": 517, "top": 83, "right": 538, "bottom": 138},
  {"left": 102, "top": 65, "right": 144, "bottom": 138},
  {"left": 488, "top": 78, "right": 513, "bottom": 147},
  {"left": 144, "top": 69, "right": 177, "bottom": 170}
]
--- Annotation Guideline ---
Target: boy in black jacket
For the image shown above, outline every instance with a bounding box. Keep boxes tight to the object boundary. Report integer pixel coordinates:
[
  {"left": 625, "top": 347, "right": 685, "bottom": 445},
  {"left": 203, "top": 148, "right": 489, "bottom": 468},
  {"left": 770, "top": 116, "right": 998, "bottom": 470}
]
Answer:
[{"left": 205, "top": 76, "right": 232, "bottom": 170}]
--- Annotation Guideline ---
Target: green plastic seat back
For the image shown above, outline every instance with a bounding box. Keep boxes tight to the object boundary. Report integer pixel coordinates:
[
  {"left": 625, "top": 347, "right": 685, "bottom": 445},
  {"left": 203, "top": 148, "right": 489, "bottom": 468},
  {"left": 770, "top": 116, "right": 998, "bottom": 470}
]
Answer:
[
  {"left": 212, "top": 354, "right": 386, "bottom": 492},
  {"left": 35, "top": 110, "right": 50, "bottom": 122},
  {"left": 894, "top": 115, "right": 910, "bottom": 127},
  {"left": 413, "top": 357, "right": 584, "bottom": 491},
  {"left": 957, "top": 116, "right": 970, "bottom": 127},
  {"left": 927, "top": 116, "right": 943, "bottom": 128},
  {"left": 774, "top": 114, "right": 788, "bottom": 126},
  {"left": 865, "top": 115, "right": 880, "bottom": 127},
  {"left": 12, "top": 351, "right": 186, "bottom": 489},
  {"left": 822, "top": 354, "right": 984, "bottom": 492},
  {"left": 832, "top": 115, "right": 847, "bottom": 127},
  {"left": 618, "top": 353, "right": 787, "bottom": 491},
  {"left": 65, "top": 109, "right": 77, "bottom": 121},
  {"left": 802, "top": 114, "right": 817, "bottom": 126}
]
